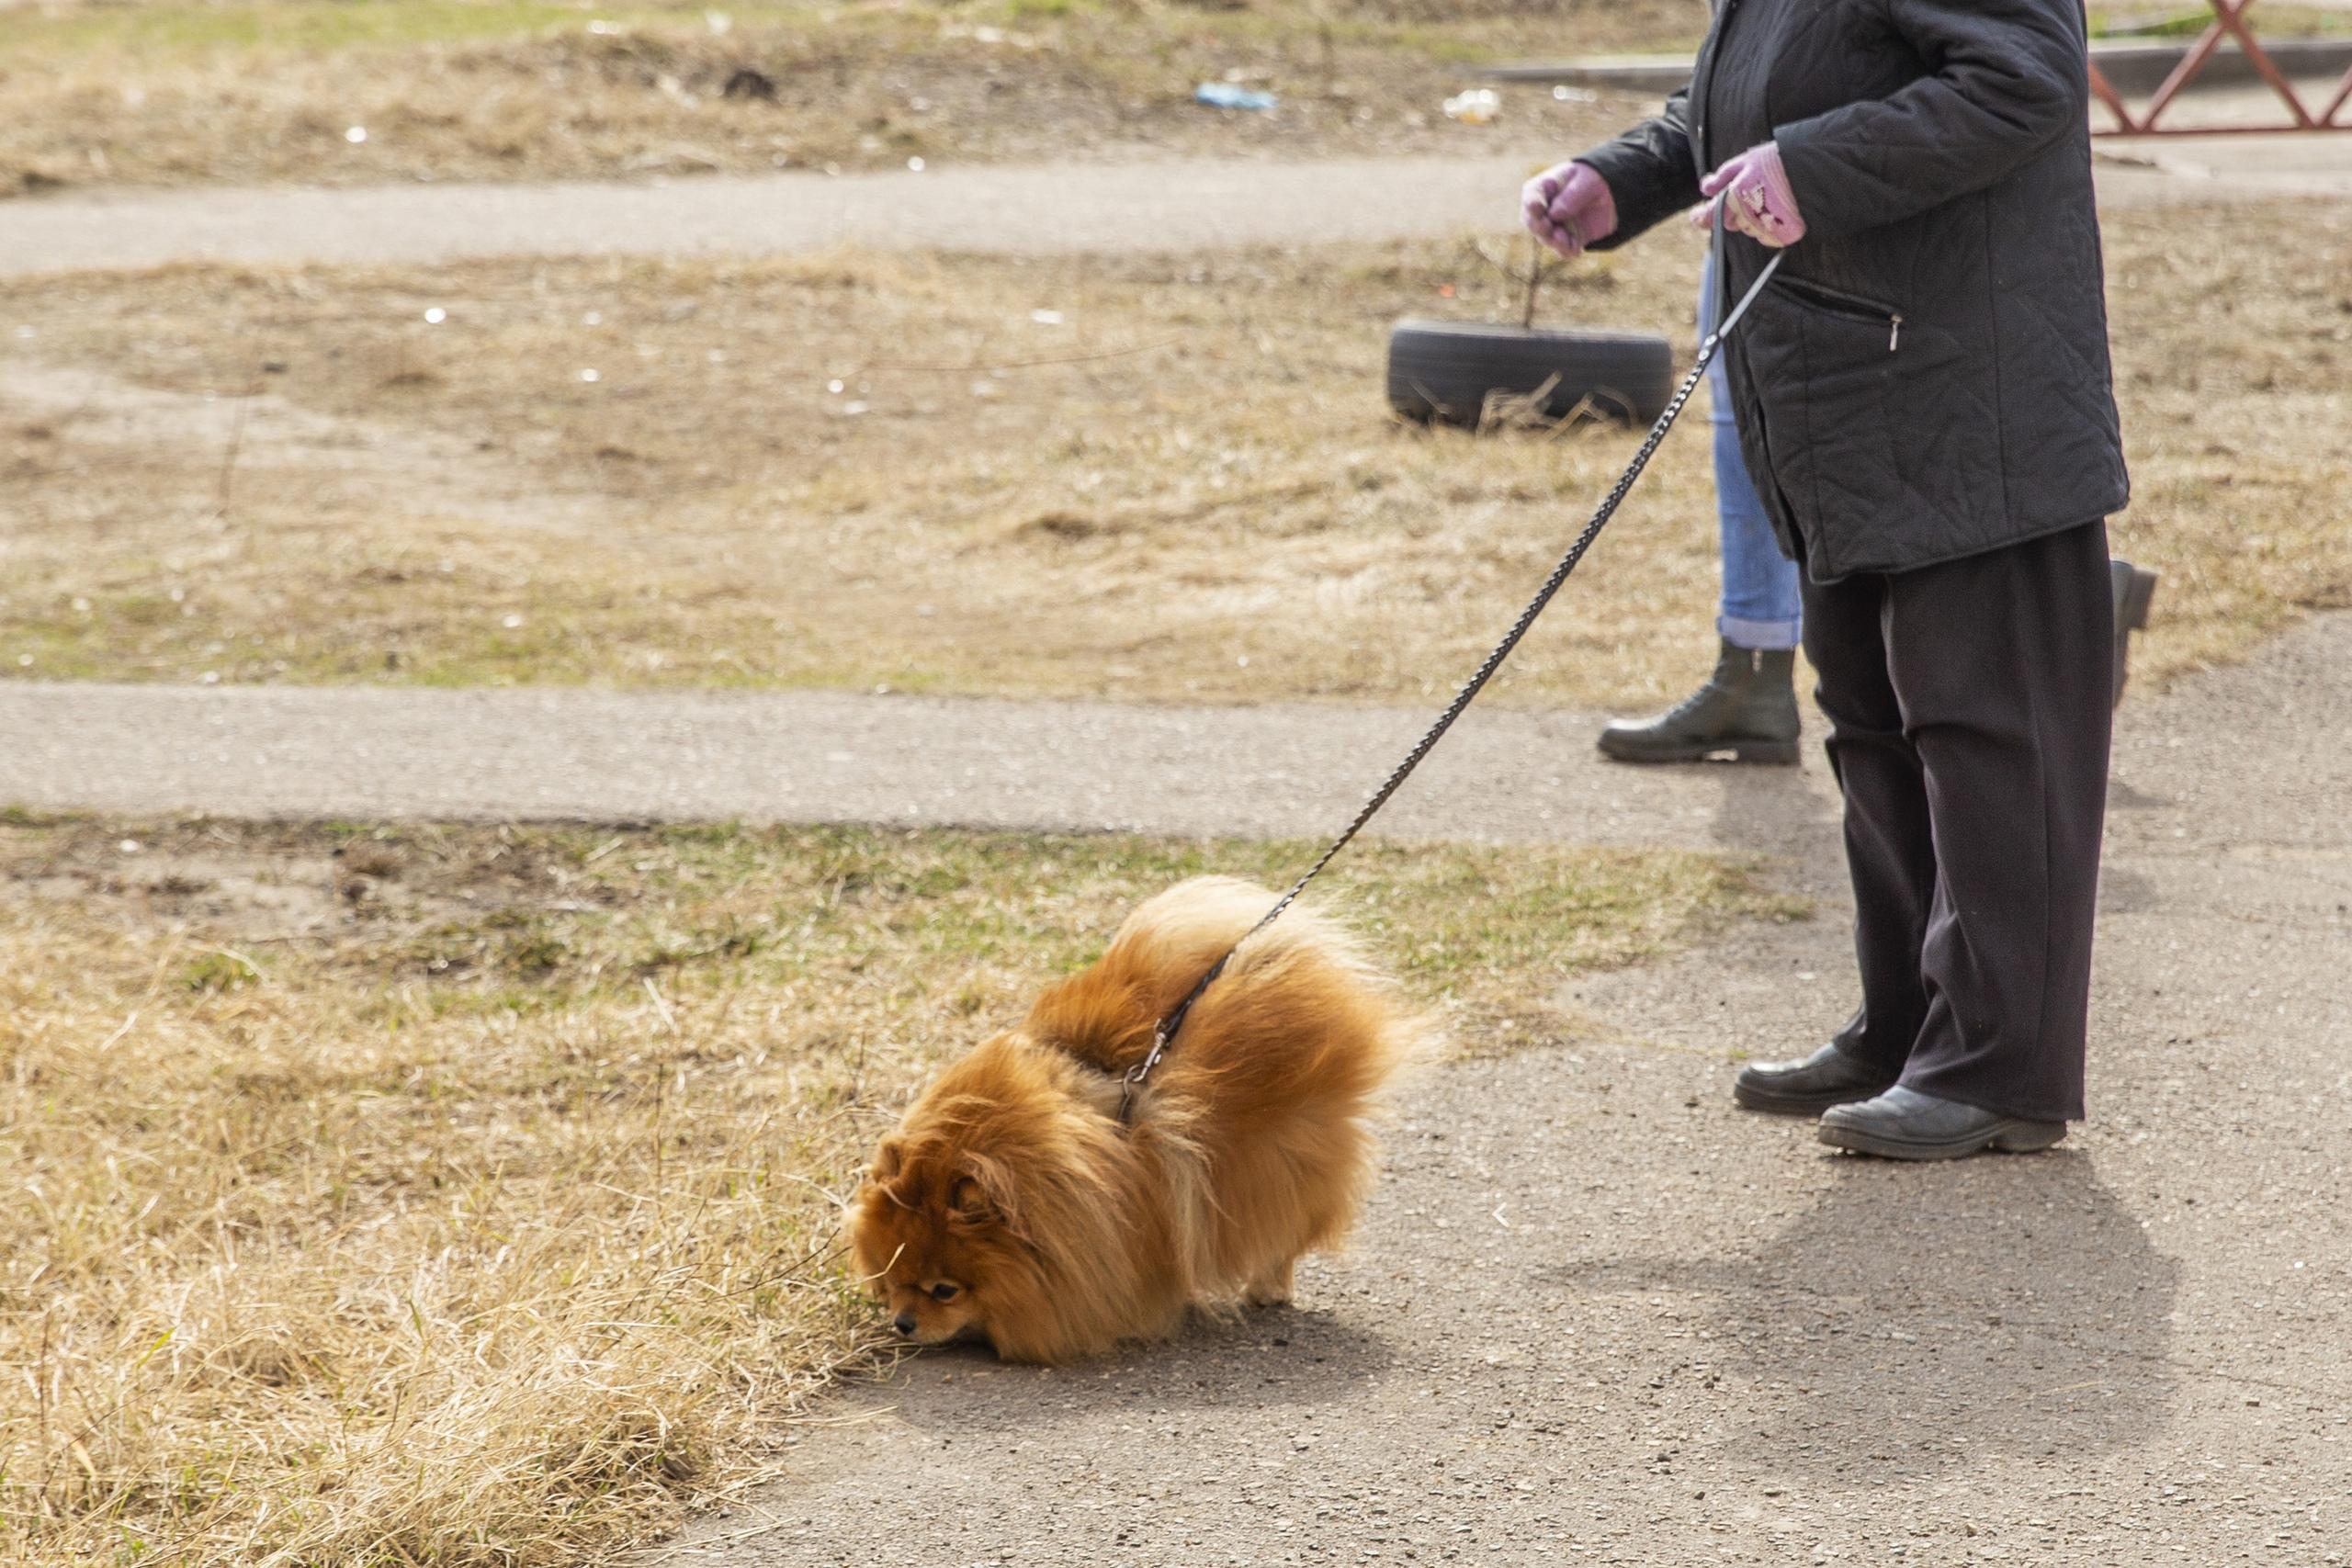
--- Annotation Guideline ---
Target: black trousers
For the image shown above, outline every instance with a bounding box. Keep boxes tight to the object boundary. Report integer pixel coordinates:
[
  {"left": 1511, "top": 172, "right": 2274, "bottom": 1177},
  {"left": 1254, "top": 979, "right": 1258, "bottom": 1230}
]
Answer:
[{"left": 1797, "top": 519, "right": 2114, "bottom": 1122}]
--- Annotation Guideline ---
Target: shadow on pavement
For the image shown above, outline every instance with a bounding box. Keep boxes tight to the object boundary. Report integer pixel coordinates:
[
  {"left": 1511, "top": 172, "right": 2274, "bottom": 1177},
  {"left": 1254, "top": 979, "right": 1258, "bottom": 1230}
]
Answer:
[
  {"left": 1702, "top": 759, "right": 1841, "bottom": 871},
  {"left": 857, "top": 1303, "right": 1397, "bottom": 1438},
  {"left": 1560, "top": 1152, "right": 2179, "bottom": 1481}
]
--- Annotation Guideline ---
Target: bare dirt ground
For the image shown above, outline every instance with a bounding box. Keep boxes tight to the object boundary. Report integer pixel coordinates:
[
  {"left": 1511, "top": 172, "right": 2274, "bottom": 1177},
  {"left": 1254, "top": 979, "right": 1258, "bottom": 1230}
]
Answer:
[
  {"left": 655, "top": 608, "right": 2352, "bottom": 1568},
  {"left": 3, "top": 202, "right": 2346, "bottom": 714}
]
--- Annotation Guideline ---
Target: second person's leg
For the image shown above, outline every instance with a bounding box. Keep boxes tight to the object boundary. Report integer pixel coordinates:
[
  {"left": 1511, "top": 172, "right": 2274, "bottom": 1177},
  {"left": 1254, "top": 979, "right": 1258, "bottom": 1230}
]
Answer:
[
  {"left": 1600, "top": 254, "right": 1802, "bottom": 765},
  {"left": 1708, "top": 268, "right": 1804, "bottom": 658}
]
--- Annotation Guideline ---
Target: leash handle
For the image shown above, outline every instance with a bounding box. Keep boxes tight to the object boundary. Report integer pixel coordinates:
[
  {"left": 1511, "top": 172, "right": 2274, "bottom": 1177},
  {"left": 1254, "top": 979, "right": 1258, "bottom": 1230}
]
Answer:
[{"left": 1119, "top": 252, "right": 1785, "bottom": 1124}]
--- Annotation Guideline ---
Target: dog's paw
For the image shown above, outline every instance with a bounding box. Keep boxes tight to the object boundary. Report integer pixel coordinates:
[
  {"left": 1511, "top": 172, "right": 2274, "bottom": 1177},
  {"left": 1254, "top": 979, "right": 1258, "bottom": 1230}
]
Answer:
[{"left": 1243, "top": 1262, "right": 1295, "bottom": 1309}]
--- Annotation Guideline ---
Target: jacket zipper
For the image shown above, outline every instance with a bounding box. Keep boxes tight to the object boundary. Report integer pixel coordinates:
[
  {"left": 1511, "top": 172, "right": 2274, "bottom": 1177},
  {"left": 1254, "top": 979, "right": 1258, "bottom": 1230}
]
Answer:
[{"left": 1777, "top": 276, "right": 1905, "bottom": 352}]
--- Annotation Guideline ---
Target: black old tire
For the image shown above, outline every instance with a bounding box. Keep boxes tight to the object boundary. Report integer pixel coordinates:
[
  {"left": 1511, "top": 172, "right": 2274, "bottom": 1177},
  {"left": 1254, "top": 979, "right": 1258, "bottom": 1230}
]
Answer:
[{"left": 1386, "top": 319, "right": 1676, "bottom": 428}]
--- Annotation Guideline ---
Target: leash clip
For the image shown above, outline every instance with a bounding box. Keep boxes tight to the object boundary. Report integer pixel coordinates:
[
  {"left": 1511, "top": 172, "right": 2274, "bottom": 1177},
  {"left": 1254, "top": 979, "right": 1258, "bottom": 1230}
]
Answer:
[{"left": 1116, "top": 1026, "right": 1173, "bottom": 1125}]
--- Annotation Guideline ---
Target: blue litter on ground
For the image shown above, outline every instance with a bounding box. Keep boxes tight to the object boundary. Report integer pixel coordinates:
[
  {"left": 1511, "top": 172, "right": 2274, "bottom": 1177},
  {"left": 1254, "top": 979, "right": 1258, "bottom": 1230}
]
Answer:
[{"left": 1194, "top": 83, "right": 1277, "bottom": 111}]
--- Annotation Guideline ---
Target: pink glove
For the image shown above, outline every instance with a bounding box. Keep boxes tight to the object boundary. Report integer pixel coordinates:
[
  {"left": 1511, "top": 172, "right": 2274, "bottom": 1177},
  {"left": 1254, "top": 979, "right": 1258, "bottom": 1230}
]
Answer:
[
  {"left": 1693, "top": 141, "right": 1804, "bottom": 248},
  {"left": 1521, "top": 160, "right": 1618, "bottom": 259}
]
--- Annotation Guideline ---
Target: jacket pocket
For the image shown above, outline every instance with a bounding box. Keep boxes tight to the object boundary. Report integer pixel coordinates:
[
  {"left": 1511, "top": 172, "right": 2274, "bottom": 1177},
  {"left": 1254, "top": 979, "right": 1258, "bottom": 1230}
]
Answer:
[
  {"left": 1739, "top": 282, "right": 2003, "bottom": 577},
  {"left": 1739, "top": 285, "right": 1902, "bottom": 575},
  {"left": 1774, "top": 276, "right": 1905, "bottom": 353}
]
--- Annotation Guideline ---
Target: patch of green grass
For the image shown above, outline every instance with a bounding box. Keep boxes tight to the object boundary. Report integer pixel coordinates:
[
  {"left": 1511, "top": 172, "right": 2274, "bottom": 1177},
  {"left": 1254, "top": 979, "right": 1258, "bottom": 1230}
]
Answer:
[{"left": 179, "top": 948, "right": 264, "bottom": 991}]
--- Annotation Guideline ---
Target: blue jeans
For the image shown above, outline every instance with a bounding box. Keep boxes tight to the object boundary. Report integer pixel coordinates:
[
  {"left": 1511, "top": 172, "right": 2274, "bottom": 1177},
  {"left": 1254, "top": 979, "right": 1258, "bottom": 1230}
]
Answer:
[{"left": 1699, "top": 254, "right": 1804, "bottom": 651}]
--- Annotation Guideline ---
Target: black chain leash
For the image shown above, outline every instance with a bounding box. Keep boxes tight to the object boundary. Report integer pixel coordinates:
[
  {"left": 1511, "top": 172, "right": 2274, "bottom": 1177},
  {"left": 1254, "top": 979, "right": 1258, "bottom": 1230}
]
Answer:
[{"left": 1115, "top": 252, "right": 1785, "bottom": 1126}]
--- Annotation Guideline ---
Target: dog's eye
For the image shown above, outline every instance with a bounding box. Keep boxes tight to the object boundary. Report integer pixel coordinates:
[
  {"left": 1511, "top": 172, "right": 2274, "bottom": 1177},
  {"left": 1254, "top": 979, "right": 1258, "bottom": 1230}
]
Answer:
[{"left": 928, "top": 1281, "right": 960, "bottom": 1302}]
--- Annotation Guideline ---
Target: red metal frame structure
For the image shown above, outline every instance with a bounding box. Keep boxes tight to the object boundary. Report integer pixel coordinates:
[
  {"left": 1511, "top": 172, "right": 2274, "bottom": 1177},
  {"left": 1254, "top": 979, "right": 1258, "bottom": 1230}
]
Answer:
[{"left": 2088, "top": 0, "right": 2352, "bottom": 134}]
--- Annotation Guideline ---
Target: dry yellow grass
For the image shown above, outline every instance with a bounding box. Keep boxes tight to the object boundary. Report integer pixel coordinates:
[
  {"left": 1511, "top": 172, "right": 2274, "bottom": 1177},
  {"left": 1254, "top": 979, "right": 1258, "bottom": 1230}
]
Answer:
[
  {"left": 0, "top": 0, "right": 1693, "bottom": 196},
  {"left": 0, "top": 814, "right": 1795, "bottom": 1564},
  {"left": 3, "top": 200, "right": 2346, "bottom": 709}
]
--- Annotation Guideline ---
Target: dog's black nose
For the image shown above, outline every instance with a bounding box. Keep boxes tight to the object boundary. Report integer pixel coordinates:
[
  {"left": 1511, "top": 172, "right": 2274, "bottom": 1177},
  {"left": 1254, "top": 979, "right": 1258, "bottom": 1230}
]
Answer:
[{"left": 892, "top": 1314, "right": 918, "bottom": 1337}]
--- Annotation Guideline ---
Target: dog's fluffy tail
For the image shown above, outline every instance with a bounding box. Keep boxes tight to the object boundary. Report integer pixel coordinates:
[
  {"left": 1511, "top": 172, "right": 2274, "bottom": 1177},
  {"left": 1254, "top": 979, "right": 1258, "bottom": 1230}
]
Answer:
[
  {"left": 1024, "top": 874, "right": 1424, "bottom": 1301},
  {"left": 1023, "top": 874, "right": 1422, "bottom": 1116},
  {"left": 1091, "top": 875, "right": 1425, "bottom": 1285}
]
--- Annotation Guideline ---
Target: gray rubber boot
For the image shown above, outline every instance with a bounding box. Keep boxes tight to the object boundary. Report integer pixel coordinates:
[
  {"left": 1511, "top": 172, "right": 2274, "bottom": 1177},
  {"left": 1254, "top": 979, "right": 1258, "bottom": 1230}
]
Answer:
[{"left": 1598, "top": 639, "right": 1801, "bottom": 765}]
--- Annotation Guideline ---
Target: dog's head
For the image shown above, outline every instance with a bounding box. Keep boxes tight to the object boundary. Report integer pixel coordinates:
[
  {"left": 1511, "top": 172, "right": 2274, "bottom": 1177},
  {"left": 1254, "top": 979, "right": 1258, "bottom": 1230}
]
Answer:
[
  {"left": 848, "top": 1123, "right": 1032, "bottom": 1347},
  {"left": 848, "top": 1032, "right": 1143, "bottom": 1360}
]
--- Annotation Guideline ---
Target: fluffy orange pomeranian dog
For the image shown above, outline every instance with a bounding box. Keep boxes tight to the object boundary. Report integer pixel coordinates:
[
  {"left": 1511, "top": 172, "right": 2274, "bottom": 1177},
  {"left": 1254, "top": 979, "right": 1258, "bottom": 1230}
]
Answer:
[{"left": 848, "top": 875, "right": 1419, "bottom": 1364}]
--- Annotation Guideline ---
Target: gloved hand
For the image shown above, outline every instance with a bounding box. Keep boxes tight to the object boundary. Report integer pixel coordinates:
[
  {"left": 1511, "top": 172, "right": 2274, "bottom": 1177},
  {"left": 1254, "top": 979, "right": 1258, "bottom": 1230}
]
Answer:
[
  {"left": 1521, "top": 160, "right": 1618, "bottom": 259},
  {"left": 1692, "top": 142, "right": 1805, "bottom": 247}
]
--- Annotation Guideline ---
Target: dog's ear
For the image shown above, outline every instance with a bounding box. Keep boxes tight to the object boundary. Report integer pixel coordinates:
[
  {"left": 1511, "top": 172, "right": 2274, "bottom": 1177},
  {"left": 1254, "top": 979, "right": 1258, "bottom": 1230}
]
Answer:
[
  {"left": 949, "top": 1154, "right": 1023, "bottom": 1237},
  {"left": 865, "top": 1136, "right": 922, "bottom": 1211}
]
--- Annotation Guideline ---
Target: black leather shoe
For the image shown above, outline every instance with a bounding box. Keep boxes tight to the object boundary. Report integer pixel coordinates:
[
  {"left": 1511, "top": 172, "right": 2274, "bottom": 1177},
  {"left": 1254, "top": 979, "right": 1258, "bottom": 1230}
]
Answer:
[
  {"left": 1732, "top": 1043, "right": 1895, "bottom": 1116},
  {"left": 1599, "top": 639, "right": 1801, "bottom": 765},
  {"left": 1817, "top": 1086, "right": 2066, "bottom": 1160}
]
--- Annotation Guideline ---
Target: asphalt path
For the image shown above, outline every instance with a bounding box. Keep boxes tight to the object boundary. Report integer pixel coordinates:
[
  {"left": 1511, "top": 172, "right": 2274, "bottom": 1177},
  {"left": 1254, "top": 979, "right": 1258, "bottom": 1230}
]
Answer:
[
  {"left": 0, "top": 680, "right": 1833, "bottom": 852},
  {"left": 1, "top": 130, "right": 2346, "bottom": 277}
]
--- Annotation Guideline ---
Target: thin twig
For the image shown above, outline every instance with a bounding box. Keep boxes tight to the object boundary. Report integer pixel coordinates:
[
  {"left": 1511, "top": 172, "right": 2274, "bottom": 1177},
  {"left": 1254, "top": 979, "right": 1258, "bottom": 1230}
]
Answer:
[
  {"left": 211, "top": 373, "right": 261, "bottom": 521},
  {"left": 35, "top": 1310, "right": 53, "bottom": 1508},
  {"left": 643, "top": 976, "right": 679, "bottom": 1034},
  {"left": 1465, "top": 236, "right": 1566, "bottom": 331}
]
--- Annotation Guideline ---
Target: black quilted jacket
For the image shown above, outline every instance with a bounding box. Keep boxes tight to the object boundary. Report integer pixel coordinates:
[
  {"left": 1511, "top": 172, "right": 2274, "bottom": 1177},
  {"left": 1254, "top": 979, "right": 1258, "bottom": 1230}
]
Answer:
[{"left": 1576, "top": 0, "right": 2130, "bottom": 581}]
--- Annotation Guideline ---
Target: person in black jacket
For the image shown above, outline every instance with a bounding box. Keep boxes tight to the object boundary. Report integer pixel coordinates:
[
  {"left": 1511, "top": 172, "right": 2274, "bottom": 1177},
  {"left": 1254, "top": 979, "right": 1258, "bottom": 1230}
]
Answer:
[{"left": 1523, "top": 0, "right": 2132, "bottom": 1158}]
